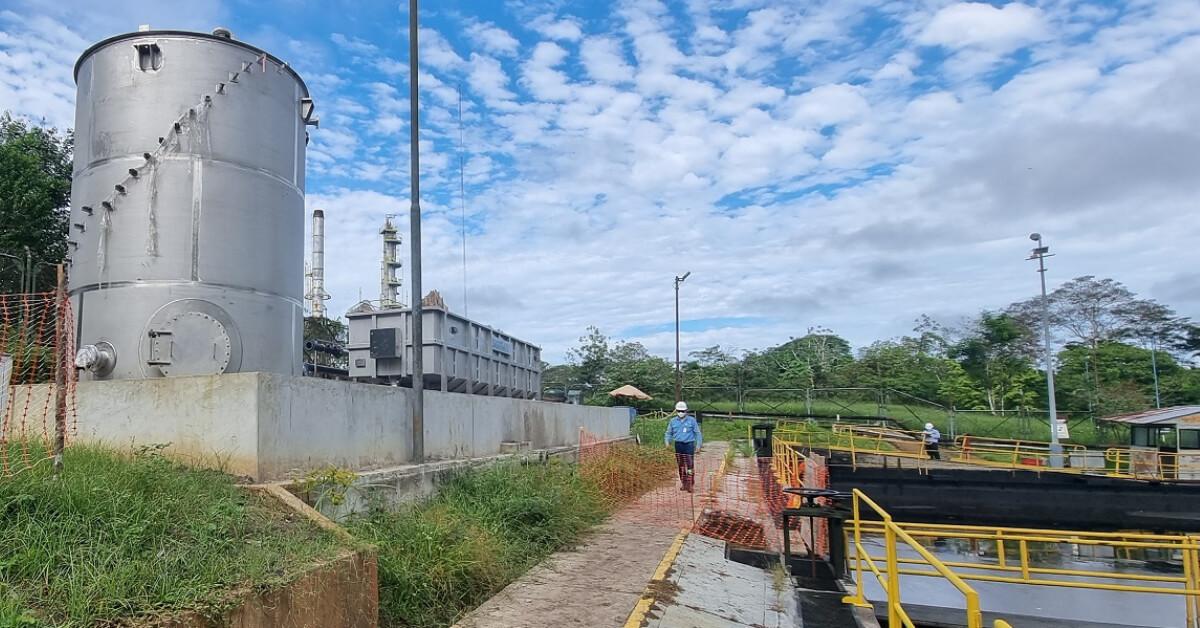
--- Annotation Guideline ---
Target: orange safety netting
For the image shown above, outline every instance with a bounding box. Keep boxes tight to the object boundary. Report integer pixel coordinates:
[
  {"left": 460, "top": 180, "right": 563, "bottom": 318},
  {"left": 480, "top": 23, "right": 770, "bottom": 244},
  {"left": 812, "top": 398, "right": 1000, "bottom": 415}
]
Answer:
[
  {"left": 0, "top": 290, "right": 77, "bottom": 478},
  {"left": 578, "top": 430, "right": 831, "bottom": 556}
]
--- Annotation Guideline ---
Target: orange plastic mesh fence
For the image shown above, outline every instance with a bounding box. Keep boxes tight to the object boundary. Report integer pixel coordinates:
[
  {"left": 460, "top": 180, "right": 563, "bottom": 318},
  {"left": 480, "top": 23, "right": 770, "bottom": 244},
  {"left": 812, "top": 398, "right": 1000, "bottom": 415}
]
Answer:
[
  {"left": 578, "top": 431, "right": 825, "bottom": 554},
  {"left": 0, "top": 291, "right": 77, "bottom": 478}
]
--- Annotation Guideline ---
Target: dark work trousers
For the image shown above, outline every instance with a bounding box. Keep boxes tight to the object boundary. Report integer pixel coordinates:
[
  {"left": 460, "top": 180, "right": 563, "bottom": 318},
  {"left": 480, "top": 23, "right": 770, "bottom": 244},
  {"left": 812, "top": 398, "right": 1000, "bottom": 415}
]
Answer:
[
  {"left": 674, "top": 441, "right": 696, "bottom": 489},
  {"left": 926, "top": 441, "right": 940, "bottom": 460}
]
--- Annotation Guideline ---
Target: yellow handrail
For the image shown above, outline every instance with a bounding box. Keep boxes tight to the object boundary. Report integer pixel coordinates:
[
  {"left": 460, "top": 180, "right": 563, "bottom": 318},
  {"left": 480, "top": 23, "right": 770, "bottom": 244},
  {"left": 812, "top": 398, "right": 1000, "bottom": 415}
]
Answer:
[
  {"left": 843, "top": 488, "right": 984, "bottom": 628},
  {"left": 849, "top": 518, "right": 1200, "bottom": 627},
  {"left": 1105, "top": 447, "right": 1200, "bottom": 481},
  {"left": 770, "top": 441, "right": 1200, "bottom": 626},
  {"left": 774, "top": 423, "right": 930, "bottom": 470}
]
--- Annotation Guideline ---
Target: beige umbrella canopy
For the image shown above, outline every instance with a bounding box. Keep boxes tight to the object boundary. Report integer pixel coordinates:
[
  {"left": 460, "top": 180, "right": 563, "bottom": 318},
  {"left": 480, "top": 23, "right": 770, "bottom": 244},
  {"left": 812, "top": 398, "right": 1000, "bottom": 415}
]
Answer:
[{"left": 608, "top": 384, "right": 652, "bottom": 400}]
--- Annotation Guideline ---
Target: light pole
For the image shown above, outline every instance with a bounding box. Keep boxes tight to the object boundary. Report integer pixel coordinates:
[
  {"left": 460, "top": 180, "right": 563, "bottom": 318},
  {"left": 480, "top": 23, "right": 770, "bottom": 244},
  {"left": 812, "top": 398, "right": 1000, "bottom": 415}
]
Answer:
[
  {"left": 408, "top": 0, "right": 424, "bottom": 463},
  {"left": 674, "top": 271, "right": 690, "bottom": 404},
  {"left": 1028, "top": 233, "right": 1063, "bottom": 468},
  {"left": 1150, "top": 338, "right": 1162, "bottom": 409}
]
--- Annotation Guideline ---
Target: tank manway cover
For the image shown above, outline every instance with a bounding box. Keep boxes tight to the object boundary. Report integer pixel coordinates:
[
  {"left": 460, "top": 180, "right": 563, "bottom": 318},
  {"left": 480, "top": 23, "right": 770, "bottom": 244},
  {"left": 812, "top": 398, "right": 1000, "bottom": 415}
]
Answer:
[{"left": 154, "top": 311, "right": 233, "bottom": 377}]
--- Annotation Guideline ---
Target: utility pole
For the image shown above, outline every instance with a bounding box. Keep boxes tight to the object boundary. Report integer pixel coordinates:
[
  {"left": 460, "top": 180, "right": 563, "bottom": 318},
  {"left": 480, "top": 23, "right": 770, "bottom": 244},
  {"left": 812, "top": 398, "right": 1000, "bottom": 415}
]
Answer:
[
  {"left": 674, "top": 271, "right": 690, "bottom": 403},
  {"left": 408, "top": 0, "right": 424, "bottom": 463},
  {"left": 1028, "top": 233, "right": 1063, "bottom": 468},
  {"left": 1150, "top": 338, "right": 1162, "bottom": 409}
]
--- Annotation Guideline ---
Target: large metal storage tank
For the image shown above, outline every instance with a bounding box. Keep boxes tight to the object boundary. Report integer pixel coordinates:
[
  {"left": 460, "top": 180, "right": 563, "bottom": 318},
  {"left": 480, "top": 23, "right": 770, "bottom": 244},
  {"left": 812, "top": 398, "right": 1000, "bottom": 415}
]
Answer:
[{"left": 69, "top": 28, "right": 317, "bottom": 380}]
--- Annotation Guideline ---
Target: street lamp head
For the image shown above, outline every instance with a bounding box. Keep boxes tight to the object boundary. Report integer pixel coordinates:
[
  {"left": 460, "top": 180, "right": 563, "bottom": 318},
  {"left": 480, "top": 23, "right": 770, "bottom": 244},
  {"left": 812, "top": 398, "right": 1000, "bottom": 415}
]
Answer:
[
  {"left": 677, "top": 271, "right": 691, "bottom": 283},
  {"left": 1029, "top": 233, "right": 1041, "bottom": 242}
]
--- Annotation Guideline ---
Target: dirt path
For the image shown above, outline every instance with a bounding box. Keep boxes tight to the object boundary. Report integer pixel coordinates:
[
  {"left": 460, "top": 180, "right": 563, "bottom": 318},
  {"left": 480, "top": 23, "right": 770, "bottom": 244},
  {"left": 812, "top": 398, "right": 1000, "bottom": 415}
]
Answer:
[{"left": 452, "top": 443, "right": 729, "bottom": 628}]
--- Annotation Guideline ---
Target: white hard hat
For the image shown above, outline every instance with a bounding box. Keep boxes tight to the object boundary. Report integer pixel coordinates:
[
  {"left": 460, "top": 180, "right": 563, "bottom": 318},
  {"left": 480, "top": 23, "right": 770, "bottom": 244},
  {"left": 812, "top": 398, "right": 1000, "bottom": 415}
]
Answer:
[
  {"left": 925, "top": 423, "right": 934, "bottom": 430},
  {"left": 675, "top": 401, "right": 688, "bottom": 412}
]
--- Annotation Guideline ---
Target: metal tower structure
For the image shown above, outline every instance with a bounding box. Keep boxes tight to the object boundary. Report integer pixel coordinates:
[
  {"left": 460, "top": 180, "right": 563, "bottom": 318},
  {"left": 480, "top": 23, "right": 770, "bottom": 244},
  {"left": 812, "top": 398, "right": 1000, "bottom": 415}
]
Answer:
[{"left": 380, "top": 215, "right": 403, "bottom": 308}]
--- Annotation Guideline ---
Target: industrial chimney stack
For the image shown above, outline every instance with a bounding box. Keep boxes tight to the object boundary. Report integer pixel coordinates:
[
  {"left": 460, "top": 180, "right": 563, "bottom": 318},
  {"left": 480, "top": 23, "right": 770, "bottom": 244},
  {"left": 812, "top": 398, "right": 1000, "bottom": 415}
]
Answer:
[
  {"left": 380, "top": 216, "right": 403, "bottom": 308},
  {"left": 306, "top": 209, "right": 330, "bottom": 318}
]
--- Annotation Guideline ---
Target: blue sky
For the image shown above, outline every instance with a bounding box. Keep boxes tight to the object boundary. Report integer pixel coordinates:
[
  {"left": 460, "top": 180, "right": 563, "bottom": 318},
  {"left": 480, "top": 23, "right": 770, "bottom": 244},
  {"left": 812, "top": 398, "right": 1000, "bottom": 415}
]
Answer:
[{"left": 2, "top": 0, "right": 1199, "bottom": 362}]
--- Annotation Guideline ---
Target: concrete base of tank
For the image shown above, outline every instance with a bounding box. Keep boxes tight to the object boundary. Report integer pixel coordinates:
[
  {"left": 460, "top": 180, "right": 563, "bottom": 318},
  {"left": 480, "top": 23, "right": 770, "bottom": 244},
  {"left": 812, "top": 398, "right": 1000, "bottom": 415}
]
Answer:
[{"left": 9, "top": 373, "right": 630, "bottom": 481}]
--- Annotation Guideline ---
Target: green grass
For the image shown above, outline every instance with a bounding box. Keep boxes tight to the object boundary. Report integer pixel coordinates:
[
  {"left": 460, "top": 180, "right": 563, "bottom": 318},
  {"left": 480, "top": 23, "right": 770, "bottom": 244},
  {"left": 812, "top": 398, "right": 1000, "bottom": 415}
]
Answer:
[
  {"left": 0, "top": 443, "right": 347, "bottom": 628},
  {"left": 632, "top": 417, "right": 759, "bottom": 445},
  {"left": 665, "top": 397, "right": 1129, "bottom": 448},
  {"left": 347, "top": 461, "right": 610, "bottom": 628}
]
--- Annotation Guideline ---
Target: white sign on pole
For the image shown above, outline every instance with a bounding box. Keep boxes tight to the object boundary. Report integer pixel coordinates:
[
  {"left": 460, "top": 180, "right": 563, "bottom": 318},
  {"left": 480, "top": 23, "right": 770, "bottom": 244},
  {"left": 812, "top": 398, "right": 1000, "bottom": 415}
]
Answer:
[{"left": 1055, "top": 418, "right": 1070, "bottom": 440}]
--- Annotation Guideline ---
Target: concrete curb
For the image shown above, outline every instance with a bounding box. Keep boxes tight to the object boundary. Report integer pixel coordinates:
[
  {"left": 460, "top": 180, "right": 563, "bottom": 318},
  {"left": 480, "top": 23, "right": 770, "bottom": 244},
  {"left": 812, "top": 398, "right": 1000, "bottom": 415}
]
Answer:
[{"left": 622, "top": 527, "right": 691, "bottom": 628}]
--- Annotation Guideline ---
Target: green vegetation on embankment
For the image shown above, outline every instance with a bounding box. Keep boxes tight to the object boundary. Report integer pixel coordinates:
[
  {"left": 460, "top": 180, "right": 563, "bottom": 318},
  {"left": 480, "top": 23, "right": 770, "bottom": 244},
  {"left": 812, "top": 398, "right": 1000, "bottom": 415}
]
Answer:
[
  {"left": 0, "top": 443, "right": 347, "bottom": 627},
  {"left": 348, "top": 448, "right": 673, "bottom": 628},
  {"left": 633, "top": 411, "right": 1125, "bottom": 449}
]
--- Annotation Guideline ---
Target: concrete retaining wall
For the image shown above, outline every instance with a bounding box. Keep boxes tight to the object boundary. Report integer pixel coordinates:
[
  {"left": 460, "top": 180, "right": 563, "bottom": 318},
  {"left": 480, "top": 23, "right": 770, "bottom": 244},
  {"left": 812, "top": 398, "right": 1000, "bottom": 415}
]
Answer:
[
  {"left": 10, "top": 373, "right": 628, "bottom": 480},
  {"left": 142, "top": 551, "right": 378, "bottom": 628}
]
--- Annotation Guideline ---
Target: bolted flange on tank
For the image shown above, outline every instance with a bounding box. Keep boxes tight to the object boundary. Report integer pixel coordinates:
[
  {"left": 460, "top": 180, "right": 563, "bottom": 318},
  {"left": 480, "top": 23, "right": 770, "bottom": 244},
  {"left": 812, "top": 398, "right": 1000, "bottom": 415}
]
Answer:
[{"left": 69, "top": 28, "right": 319, "bottom": 380}]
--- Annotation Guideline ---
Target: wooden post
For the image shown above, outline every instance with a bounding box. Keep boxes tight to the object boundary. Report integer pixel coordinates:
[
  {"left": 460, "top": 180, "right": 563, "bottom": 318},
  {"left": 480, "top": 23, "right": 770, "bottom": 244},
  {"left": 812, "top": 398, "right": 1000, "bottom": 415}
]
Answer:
[{"left": 53, "top": 263, "right": 67, "bottom": 474}]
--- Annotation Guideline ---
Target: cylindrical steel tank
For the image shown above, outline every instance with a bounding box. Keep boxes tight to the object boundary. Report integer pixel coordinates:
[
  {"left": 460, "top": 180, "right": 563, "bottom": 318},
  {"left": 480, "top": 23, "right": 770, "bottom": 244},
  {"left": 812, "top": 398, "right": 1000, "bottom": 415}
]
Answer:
[{"left": 68, "top": 29, "right": 316, "bottom": 380}]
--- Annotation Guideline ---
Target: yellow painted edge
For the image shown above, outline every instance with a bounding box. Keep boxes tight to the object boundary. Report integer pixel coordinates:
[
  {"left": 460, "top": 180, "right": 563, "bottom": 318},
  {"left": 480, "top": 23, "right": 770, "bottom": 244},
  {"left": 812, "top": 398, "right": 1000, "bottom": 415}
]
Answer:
[{"left": 623, "top": 527, "right": 690, "bottom": 628}]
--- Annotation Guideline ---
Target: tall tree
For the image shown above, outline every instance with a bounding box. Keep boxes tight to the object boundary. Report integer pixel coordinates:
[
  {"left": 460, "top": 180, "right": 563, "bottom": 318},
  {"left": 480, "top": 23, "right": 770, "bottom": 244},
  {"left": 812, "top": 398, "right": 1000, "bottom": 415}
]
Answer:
[
  {"left": 761, "top": 327, "right": 853, "bottom": 389},
  {"left": 1008, "top": 276, "right": 1188, "bottom": 351},
  {"left": 566, "top": 326, "right": 610, "bottom": 389},
  {"left": 607, "top": 340, "right": 673, "bottom": 399},
  {"left": 0, "top": 113, "right": 73, "bottom": 292},
  {"left": 951, "top": 313, "right": 1040, "bottom": 412}
]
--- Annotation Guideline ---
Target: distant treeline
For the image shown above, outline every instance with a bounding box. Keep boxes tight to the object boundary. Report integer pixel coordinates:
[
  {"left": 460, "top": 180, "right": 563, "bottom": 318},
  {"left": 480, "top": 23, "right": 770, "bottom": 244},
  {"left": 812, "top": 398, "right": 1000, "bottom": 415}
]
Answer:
[{"left": 546, "top": 276, "right": 1200, "bottom": 417}]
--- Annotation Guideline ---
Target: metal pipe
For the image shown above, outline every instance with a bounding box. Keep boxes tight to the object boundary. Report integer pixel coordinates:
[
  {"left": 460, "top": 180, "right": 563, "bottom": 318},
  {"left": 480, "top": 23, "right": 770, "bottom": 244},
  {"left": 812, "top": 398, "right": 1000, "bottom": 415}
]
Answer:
[{"left": 409, "top": 0, "right": 424, "bottom": 464}]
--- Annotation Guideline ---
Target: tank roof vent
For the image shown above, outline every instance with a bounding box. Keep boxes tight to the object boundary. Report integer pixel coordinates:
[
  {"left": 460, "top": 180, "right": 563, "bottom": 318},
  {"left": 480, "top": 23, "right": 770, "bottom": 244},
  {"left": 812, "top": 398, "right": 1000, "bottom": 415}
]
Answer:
[{"left": 212, "top": 27, "right": 234, "bottom": 40}]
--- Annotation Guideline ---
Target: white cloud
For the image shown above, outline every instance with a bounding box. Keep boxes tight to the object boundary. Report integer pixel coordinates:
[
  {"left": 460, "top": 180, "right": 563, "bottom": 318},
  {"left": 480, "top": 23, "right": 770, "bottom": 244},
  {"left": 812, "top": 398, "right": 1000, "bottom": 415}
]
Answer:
[
  {"left": 521, "top": 42, "right": 573, "bottom": 102},
  {"left": 331, "top": 32, "right": 378, "bottom": 55},
  {"left": 465, "top": 21, "right": 520, "bottom": 56},
  {"left": 468, "top": 53, "right": 516, "bottom": 104},
  {"left": 418, "top": 27, "right": 465, "bottom": 71},
  {"left": 531, "top": 15, "right": 584, "bottom": 42},
  {"left": 580, "top": 37, "right": 634, "bottom": 83},
  {"left": 918, "top": 2, "right": 1049, "bottom": 51}
]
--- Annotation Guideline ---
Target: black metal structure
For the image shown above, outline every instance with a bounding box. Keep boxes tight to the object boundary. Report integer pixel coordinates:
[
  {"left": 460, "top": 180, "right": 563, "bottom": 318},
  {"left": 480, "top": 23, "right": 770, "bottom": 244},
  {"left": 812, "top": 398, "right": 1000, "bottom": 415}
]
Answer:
[{"left": 827, "top": 459, "right": 1200, "bottom": 532}]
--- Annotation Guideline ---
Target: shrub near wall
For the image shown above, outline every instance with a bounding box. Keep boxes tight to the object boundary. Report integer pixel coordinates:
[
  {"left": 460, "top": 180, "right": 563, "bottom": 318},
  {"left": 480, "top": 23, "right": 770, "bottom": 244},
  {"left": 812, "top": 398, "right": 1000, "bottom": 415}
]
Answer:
[{"left": 349, "top": 448, "right": 675, "bottom": 628}]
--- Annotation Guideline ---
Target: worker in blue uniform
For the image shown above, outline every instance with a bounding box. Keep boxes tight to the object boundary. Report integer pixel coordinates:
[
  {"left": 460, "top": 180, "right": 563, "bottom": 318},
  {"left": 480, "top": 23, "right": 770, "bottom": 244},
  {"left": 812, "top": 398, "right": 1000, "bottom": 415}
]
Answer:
[{"left": 665, "top": 401, "right": 702, "bottom": 492}]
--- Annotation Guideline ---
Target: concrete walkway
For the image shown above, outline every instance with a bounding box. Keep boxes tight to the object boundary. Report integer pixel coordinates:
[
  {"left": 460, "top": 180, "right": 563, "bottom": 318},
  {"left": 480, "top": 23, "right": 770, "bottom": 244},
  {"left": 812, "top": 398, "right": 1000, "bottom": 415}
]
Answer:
[
  {"left": 452, "top": 443, "right": 729, "bottom": 628},
  {"left": 642, "top": 534, "right": 799, "bottom": 627}
]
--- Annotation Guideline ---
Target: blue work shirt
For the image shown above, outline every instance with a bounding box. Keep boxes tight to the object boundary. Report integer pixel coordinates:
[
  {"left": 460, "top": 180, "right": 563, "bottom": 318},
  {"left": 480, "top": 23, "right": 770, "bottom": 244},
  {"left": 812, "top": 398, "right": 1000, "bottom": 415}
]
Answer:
[{"left": 665, "top": 414, "right": 702, "bottom": 449}]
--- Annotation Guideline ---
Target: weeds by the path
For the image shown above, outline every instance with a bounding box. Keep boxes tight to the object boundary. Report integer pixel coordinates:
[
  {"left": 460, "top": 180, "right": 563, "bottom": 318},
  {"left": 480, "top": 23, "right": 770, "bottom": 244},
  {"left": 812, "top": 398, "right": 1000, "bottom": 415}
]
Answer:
[
  {"left": 348, "top": 461, "right": 609, "bottom": 628},
  {"left": 350, "top": 447, "right": 678, "bottom": 628},
  {"left": 0, "top": 443, "right": 345, "bottom": 627}
]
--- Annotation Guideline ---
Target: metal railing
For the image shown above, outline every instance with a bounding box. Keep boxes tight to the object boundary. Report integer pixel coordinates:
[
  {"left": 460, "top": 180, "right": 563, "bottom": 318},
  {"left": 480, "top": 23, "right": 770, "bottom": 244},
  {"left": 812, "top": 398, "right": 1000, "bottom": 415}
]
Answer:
[
  {"left": 774, "top": 422, "right": 930, "bottom": 469},
  {"left": 952, "top": 435, "right": 1092, "bottom": 472},
  {"left": 775, "top": 424, "right": 1200, "bottom": 483},
  {"left": 850, "top": 520, "right": 1200, "bottom": 628},
  {"left": 1106, "top": 448, "right": 1200, "bottom": 481},
  {"left": 771, "top": 435, "right": 806, "bottom": 496},
  {"left": 842, "top": 489, "right": 985, "bottom": 628}
]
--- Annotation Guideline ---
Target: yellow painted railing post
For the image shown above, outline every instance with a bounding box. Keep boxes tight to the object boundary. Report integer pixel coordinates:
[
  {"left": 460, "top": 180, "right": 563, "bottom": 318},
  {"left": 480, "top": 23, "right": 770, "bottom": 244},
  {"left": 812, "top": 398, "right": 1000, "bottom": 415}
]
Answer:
[
  {"left": 884, "top": 516, "right": 901, "bottom": 628},
  {"left": 1185, "top": 545, "right": 1195, "bottom": 628},
  {"left": 996, "top": 530, "right": 1006, "bottom": 569},
  {"left": 965, "top": 589, "right": 983, "bottom": 628},
  {"left": 1019, "top": 539, "right": 1030, "bottom": 580},
  {"left": 842, "top": 491, "right": 870, "bottom": 608}
]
